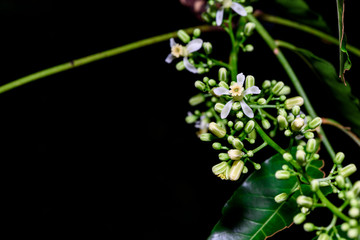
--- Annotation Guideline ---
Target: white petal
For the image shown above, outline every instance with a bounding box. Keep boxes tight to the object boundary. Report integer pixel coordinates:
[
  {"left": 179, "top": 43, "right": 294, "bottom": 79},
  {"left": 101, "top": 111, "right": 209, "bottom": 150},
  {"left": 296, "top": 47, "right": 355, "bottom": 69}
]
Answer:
[
  {"left": 170, "top": 38, "right": 176, "bottom": 47},
  {"left": 183, "top": 57, "right": 198, "bottom": 74},
  {"left": 243, "top": 86, "right": 261, "bottom": 95},
  {"left": 165, "top": 53, "right": 175, "bottom": 63},
  {"left": 186, "top": 38, "right": 203, "bottom": 53},
  {"left": 213, "top": 87, "right": 230, "bottom": 96},
  {"left": 221, "top": 100, "right": 234, "bottom": 119},
  {"left": 216, "top": 8, "right": 224, "bottom": 26},
  {"left": 231, "top": 2, "right": 247, "bottom": 16},
  {"left": 240, "top": 100, "right": 254, "bottom": 118},
  {"left": 237, "top": 73, "right": 245, "bottom": 86}
]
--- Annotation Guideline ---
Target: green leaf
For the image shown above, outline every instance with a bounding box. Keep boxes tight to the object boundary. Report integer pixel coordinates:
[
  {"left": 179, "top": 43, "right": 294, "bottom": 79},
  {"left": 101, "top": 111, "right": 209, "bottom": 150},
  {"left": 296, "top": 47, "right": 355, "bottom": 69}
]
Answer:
[
  {"left": 208, "top": 152, "right": 301, "bottom": 240},
  {"left": 336, "top": 0, "right": 352, "bottom": 84},
  {"left": 280, "top": 42, "right": 360, "bottom": 137}
]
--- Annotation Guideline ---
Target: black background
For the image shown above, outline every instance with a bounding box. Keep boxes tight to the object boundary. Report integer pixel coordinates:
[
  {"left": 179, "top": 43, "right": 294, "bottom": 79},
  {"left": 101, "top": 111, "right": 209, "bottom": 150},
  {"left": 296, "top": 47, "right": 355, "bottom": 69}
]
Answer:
[{"left": 2, "top": 0, "right": 360, "bottom": 239}]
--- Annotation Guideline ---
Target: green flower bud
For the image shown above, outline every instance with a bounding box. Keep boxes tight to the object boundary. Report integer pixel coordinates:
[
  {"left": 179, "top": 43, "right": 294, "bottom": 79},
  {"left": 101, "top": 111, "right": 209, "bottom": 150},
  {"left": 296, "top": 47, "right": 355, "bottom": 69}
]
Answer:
[
  {"left": 228, "top": 149, "right": 244, "bottom": 160},
  {"left": 176, "top": 61, "right": 185, "bottom": 71},
  {"left": 318, "top": 233, "right": 330, "bottom": 240},
  {"left": 236, "top": 111, "right": 244, "bottom": 119},
  {"left": 303, "top": 222, "right": 315, "bottom": 232},
  {"left": 218, "top": 67, "right": 227, "bottom": 82},
  {"left": 283, "top": 152, "right": 293, "bottom": 162},
  {"left": 310, "top": 179, "right": 319, "bottom": 192},
  {"left": 232, "top": 101, "right": 241, "bottom": 111},
  {"left": 339, "top": 164, "right": 357, "bottom": 178},
  {"left": 245, "top": 75, "right": 255, "bottom": 89},
  {"left": 232, "top": 138, "right": 244, "bottom": 150},
  {"left": 229, "top": 160, "right": 244, "bottom": 181},
  {"left": 244, "top": 120, "right": 255, "bottom": 133},
  {"left": 247, "top": 150, "right": 254, "bottom": 157},
  {"left": 257, "top": 98, "right": 266, "bottom": 105},
  {"left": 278, "top": 86, "right": 291, "bottom": 95},
  {"left": 296, "top": 149, "right": 306, "bottom": 166},
  {"left": 275, "top": 170, "right": 290, "bottom": 180},
  {"left": 347, "top": 228, "right": 359, "bottom": 239},
  {"left": 248, "top": 129, "right": 256, "bottom": 141},
  {"left": 218, "top": 81, "right": 229, "bottom": 89},
  {"left": 214, "top": 103, "right": 225, "bottom": 113},
  {"left": 306, "top": 139, "right": 317, "bottom": 153},
  {"left": 208, "top": 79, "right": 217, "bottom": 86},
  {"left": 227, "top": 135, "right": 235, "bottom": 145},
  {"left": 292, "top": 105, "right": 301, "bottom": 116},
  {"left": 341, "top": 222, "right": 350, "bottom": 232},
  {"left": 334, "top": 152, "right": 345, "bottom": 165},
  {"left": 193, "top": 28, "right": 201, "bottom": 37},
  {"left": 293, "top": 213, "right": 306, "bottom": 225},
  {"left": 271, "top": 81, "right": 284, "bottom": 95},
  {"left": 227, "top": 121, "right": 234, "bottom": 128},
  {"left": 189, "top": 93, "right": 205, "bottom": 106},
  {"left": 296, "top": 195, "right": 313, "bottom": 208},
  {"left": 203, "top": 42, "right": 212, "bottom": 55},
  {"left": 244, "top": 6, "right": 253, "bottom": 14},
  {"left": 254, "top": 163, "right": 261, "bottom": 170},
  {"left": 349, "top": 219, "right": 358, "bottom": 227},
  {"left": 351, "top": 181, "right": 360, "bottom": 196},
  {"left": 291, "top": 117, "right": 305, "bottom": 131},
  {"left": 242, "top": 166, "right": 248, "bottom": 174},
  {"left": 177, "top": 29, "right": 190, "bottom": 43},
  {"left": 285, "top": 96, "right": 304, "bottom": 110},
  {"left": 304, "top": 132, "right": 314, "bottom": 139},
  {"left": 274, "top": 193, "right": 288, "bottom": 203},
  {"left": 286, "top": 114, "right": 295, "bottom": 123},
  {"left": 234, "top": 121, "right": 244, "bottom": 131},
  {"left": 284, "top": 129, "right": 292, "bottom": 137},
  {"left": 278, "top": 108, "right": 287, "bottom": 117},
  {"left": 200, "top": 133, "right": 214, "bottom": 141},
  {"left": 348, "top": 207, "right": 360, "bottom": 218},
  {"left": 209, "top": 122, "right": 227, "bottom": 138},
  {"left": 277, "top": 115, "right": 288, "bottom": 130},
  {"left": 308, "top": 117, "right": 322, "bottom": 129},
  {"left": 195, "top": 80, "right": 206, "bottom": 91},
  {"left": 336, "top": 175, "right": 345, "bottom": 189},
  {"left": 185, "top": 114, "right": 197, "bottom": 124},
  {"left": 219, "top": 153, "right": 230, "bottom": 161},
  {"left": 262, "top": 80, "right": 271, "bottom": 89},
  {"left": 244, "top": 44, "right": 254, "bottom": 52},
  {"left": 212, "top": 142, "right": 222, "bottom": 150},
  {"left": 262, "top": 119, "right": 271, "bottom": 130},
  {"left": 244, "top": 22, "right": 256, "bottom": 36}
]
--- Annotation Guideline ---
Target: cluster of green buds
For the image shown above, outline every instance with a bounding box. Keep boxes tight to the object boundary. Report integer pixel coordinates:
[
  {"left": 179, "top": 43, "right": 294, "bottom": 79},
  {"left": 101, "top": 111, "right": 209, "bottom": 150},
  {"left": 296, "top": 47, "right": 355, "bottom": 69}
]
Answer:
[{"left": 274, "top": 138, "right": 359, "bottom": 239}]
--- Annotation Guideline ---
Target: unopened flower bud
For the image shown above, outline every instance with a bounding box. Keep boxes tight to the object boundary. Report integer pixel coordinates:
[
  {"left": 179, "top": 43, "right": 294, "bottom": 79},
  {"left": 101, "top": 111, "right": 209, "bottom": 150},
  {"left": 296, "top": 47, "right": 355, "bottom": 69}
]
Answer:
[
  {"left": 334, "top": 152, "right": 345, "bottom": 165},
  {"left": 257, "top": 98, "right": 266, "bottom": 105},
  {"left": 203, "top": 42, "right": 212, "bottom": 55},
  {"left": 232, "top": 138, "right": 244, "bottom": 150},
  {"left": 185, "top": 114, "right": 197, "bottom": 124},
  {"left": 274, "top": 193, "right": 288, "bottom": 203},
  {"left": 212, "top": 142, "right": 222, "bottom": 150},
  {"left": 271, "top": 81, "right": 284, "bottom": 95},
  {"left": 348, "top": 207, "right": 360, "bottom": 218},
  {"left": 293, "top": 213, "right": 306, "bottom": 225},
  {"left": 176, "top": 61, "right": 185, "bottom": 71},
  {"left": 229, "top": 160, "right": 244, "bottom": 181},
  {"left": 275, "top": 170, "right": 290, "bottom": 180},
  {"left": 195, "top": 80, "right": 206, "bottom": 91},
  {"left": 297, "top": 195, "right": 313, "bottom": 208},
  {"left": 177, "top": 29, "right": 190, "bottom": 43},
  {"left": 292, "top": 106, "right": 301, "bottom": 116},
  {"left": 218, "top": 67, "right": 227, "bottom": 82},
  {"left": 277, "top": 115, "right": 288, "bottom": 130},
  {"left": 236, "top": 111, "right": 243, "bottom": 119},
  {"left": 219, "top": 153, "right": 230, "bottom": 161},
  {"left": 218, "top": 81, "right": 229, "bottom": 89},
  {"left": 310, "top": 179, "right": 319, "bottom": 192},
  {"left": 304, "top": 132, "right": 314, "bottom": 139},
  {"left": 336, "top": 175, "right": 345, "bottom": 189},
  {"left": 214, "top": 103, "right": 225, "bottom": 113},
  {"left": 228, "top": 149, "right": 244, "bottom": 160},
  {"left": 318, "top": 233, "right": 330, "bottom": 240},
  {"left": 247, "top": 150, "right": 254, "bottom": 157},
  {"left": 200, "top": 133, "right": 214, "bottom": 141},
  {"left": 209, "top": 122, "right": 227, "bottom": 138},
  {"left": 244, "top": 22, "right": 256, "bottom": 36},
  {"left": 193, "top": 28, "right": 201, "bottom": 37},
  {"left": 244, "top": 120, "right": 255, "bottom": 133},
  {"left": 285, "top": 96, "right": 304, "bottom": 110},
  {"left": 189, "top": 93, "right": 205, "bottom": 106},
  {"left": 291, "top": 117, "right": 305, "bottom": 131},
  {"left": 308, "top": 117, "right": 322, "bottom": 129},
  {"left": 278, "top": 108, "right": 287, "bottom": 117},
  {"left": 232, "top": 101, "right": 241, "bottom": 111},
  {"left": 244, "top": 44, "right": 254, "bottom": 52},
  {"left": 303, "top": 222, "right": 315, "bottom": 232},
  {"left": 351, "top": 181, "right": 360, "bottom": 196},
  {"left": 278, "top": 86, "right": 291, "bottom": 95},
  {"left": 262, "top": 80, "right": 271, "bottom": 89},
  {"left": 339, "top": 164, "right": 357, "bottom": 178},
  {"left": 347, "top": 228, "right": 359, "bottom": 239},
  {"left": 208, "top": 79, "right": 216, "bottom": 86},
  {"left": 234, "top": 121, "right": 244, "bottom": 131},
  {"left": 245, "top": 75, "right": 255, "bottom": 89},
  {"left": 262, "top": 119, "right": 271, "bottom": 130},
  {"left": 306, "top": 139, "right": 317, "bottom": 153},
  {"left": 296, "top": 149, "right": 306, "bottom": 166},
  {"left": 283, "top": 152, "right": 293, "bottom": 162}
]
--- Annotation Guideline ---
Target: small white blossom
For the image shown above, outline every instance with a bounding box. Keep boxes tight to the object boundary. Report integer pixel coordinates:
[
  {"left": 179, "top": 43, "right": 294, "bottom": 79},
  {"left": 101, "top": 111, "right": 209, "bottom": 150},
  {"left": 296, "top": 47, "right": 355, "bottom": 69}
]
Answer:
[
  {"left": 213, "top": 73, "right": 260, "bottom": 119},
  {"left": 165, "top": 38, "right": 203, "bottom": 73},
  {"left": 216, "top": 0, "right": 247, "bottom": 26}
]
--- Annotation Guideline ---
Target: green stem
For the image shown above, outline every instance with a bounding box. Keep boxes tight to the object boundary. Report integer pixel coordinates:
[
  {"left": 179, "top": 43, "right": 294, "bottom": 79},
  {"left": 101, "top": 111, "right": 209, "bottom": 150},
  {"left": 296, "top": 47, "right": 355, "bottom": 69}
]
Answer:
[
  {"left": 256, "top": 12, "right": 360, "bottom": 57},
  {"left": 0, "top": 25, "right": 214, "bottom": 95},
  {"left": 316, "top": 189, "right": 350, "bottom": 222},
  {"left": 255, "top": 121, "right": 285, "bottom": 155},
  {"left": 247, "top": 14, "right": 336, "bottom": 159}
]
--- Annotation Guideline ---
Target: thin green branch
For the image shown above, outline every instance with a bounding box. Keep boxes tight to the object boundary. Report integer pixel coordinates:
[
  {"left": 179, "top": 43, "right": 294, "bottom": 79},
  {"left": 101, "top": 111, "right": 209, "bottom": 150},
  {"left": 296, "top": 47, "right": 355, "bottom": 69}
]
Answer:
[
  {"left": 255, "top": 11, "right": 360, "bottom": 57},
  {"left": 0, "top": 25, "right": 215, "bottom": 95}
]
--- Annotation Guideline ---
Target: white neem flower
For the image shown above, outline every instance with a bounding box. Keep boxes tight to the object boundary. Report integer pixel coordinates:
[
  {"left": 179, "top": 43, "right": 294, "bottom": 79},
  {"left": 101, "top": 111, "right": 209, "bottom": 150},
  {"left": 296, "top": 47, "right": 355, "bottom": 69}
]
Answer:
[
  {"left": 213, "top": 73, "right": 260, "bottom": 119},
  {"left": 165, "top": 38, "right": 203, "bottom": 73},
  {"left": 216, "top": 0, "right": 247, "bottom": 26}
]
